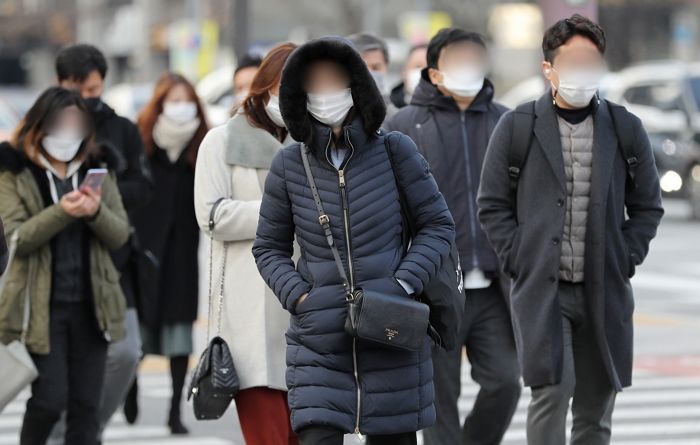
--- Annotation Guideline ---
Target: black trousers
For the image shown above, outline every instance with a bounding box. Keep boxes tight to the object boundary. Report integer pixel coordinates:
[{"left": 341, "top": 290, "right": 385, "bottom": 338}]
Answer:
[
  {"left": 20, "top": 301, "right": 108, "bottom": 445},
  {"left": 423, "top": 281, "right": 522, "bottom": 445},
  {"left": 298, "top": 426, "right": 416, "bottom": 445}
]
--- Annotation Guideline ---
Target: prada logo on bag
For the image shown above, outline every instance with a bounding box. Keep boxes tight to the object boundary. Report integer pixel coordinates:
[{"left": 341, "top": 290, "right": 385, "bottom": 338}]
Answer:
[{"left": 385, "top": 328, "right": 399, "bottom": 340}]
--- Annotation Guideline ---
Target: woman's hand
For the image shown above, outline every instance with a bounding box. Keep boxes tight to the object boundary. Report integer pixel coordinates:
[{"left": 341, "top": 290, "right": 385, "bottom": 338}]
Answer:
[
  {"left": 79, "top": 186, "right": 102, "bottom": 218},
  {"left": 59, "top": 188, "right": 102, "bottom": 218},
  {"left": 60, "top": 191, "right": 87, "bottom": 218}
]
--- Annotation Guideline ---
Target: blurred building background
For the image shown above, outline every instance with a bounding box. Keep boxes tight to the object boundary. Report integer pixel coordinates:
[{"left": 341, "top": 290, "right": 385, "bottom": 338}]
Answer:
[{"left": 2, "top": 0, "right": 700, "bottom": 89}]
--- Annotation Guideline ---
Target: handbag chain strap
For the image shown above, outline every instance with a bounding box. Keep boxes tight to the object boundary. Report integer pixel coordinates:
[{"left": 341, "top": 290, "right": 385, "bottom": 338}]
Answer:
[
  {"left": 299, "top": 143, "right": 352, "bottom": 300},
  {"left": 206, "top": 198, "right": 228, "bottom": 341},
  {"left": 1, "top": 230, "right": 29, "bottom": 343}
]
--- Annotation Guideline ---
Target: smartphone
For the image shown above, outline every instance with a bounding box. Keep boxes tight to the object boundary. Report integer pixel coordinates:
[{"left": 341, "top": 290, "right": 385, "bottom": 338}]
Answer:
[{"left": 80, "top": 168, "right": 108, "bottom": 192}]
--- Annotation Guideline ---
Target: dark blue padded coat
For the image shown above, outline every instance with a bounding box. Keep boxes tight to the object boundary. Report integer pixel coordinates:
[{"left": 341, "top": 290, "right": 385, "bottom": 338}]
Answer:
[{"left": 252, "top": 37, "right": 455, "bottom": 436}]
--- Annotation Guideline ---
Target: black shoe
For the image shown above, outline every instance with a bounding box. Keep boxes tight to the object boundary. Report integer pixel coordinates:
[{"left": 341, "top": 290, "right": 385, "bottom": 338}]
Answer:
[
  {"left": 167, "top": 414, "right": 189, "bottom": 435},
  {"left": 123, "top": 379, "right": 139, "bottom": 425}
]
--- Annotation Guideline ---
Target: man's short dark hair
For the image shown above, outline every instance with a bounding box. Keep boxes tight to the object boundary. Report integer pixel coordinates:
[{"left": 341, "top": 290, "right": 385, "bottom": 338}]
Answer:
[
  {"left": 234, "top": 53, "right": 263, "bottom": 76},
  {"left": 542, "top": 14, "right": 606, "bottom": 63},
  {"left": 426, "top": 28, "right": 486, "bottom": 69},
  {"left": 347, "top": 32, "right": 389, "bottom": 64},
  {"left": 55, "top": 44, "right": 108, "bottom": 82}
]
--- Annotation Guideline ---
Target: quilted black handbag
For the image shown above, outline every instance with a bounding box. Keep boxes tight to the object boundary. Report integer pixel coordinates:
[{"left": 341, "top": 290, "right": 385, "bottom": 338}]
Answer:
[{"left": 187, "top": 198, "right": 239, "bottom": 420}]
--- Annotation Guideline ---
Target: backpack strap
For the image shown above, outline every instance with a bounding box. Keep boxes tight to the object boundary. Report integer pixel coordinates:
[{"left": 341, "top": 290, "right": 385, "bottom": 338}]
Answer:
[
  {"left": 382, "top": 131, "right": 416, "bottom": 254},
  {"left": 381, "top": 131, "right": 445, "bottom": 347},
  {"left": 508, "top": 101, "right": 536, "bottom": 193},
  {"left": 607, "top": 100, "right": 639, "bottom": 190}
]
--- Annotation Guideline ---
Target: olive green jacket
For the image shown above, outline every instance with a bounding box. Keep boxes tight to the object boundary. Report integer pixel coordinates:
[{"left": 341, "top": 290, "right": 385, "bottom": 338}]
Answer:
[{"left": 0, "top": 143, "right": 130, "bottom": 354}]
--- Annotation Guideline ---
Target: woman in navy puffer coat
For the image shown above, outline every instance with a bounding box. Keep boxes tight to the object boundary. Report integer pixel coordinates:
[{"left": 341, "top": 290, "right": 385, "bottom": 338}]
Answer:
[{"left": 252, "top": 37, "right": 455, "bottom": 444}]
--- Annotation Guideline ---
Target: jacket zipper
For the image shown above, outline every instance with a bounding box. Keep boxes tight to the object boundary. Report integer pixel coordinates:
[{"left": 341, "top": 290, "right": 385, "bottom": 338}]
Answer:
[
  {"left": 326, "top": 129, "right": 362, "bottom": 438},
  {"left": 460, "top": 112, "right": 479, "bottom": 269}
]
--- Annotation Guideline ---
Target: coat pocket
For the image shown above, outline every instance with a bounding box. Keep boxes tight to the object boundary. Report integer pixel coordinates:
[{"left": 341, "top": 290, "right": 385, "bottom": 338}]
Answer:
[
  {"left": 507, "top": 228, "right": 524, "bottom": 277},
  {"left": 616, "top": 231, "right": 636, "bottom": 280},
  {"left": 622, "top": 245, "right": 636, "bottom": 279},
  {"left": 96, "top": 261, "right": 126, "bottom": 337},
  {"left": 293, "top": 287, "right": 318, "bottom": 315}
]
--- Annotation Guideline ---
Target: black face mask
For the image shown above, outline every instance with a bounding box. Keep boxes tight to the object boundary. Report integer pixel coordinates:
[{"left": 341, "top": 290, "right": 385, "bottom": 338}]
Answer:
[{"left": 84, "top": 97, "right": 104, "bottom": 113}]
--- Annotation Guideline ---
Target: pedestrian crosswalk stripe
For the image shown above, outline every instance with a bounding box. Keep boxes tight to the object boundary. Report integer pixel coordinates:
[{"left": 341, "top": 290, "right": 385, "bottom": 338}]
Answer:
[
  {"left": 499, "top": 420, "right": 700, "bottom": 441},
  {"left": 4, "top": 372, "right": 700, "bottom": 444},
  {"left": 506, "top": 405, "right": 700, "bottom": 422},
  {"left": 112, "top": 440, "right": 232, "bottom": 445}
]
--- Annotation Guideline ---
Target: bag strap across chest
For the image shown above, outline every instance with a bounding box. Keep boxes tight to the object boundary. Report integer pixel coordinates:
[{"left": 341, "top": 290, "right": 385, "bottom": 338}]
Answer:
[{"left": 299, "top": 143, "right": 352, "bottom": 299}]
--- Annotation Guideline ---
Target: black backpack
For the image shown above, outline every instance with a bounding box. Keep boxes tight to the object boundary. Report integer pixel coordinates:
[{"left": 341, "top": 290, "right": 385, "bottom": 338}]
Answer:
[
  {"left": 507, "top": 99, "right": 640, "bottom": 194},
  {"left": 383, "top": 131, "right": 465, "bottom": 351}
]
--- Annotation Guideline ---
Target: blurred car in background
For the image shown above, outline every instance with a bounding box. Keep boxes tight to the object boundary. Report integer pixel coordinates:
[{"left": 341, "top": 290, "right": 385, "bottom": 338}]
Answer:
[{"left": 605, "top": 61, "right": 700, "bottom": 219}]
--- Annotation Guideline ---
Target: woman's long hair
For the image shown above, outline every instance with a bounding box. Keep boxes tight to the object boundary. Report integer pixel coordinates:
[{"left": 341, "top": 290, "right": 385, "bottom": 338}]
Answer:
[
  {"left": 137, "top": 72, "right": 209, "bottom": 168},
  {"left": 235, "top": 42, "right": 297, "bottom": 142},
  {"left": 12, "top": 87, "right": 97, "bottom": 167}
]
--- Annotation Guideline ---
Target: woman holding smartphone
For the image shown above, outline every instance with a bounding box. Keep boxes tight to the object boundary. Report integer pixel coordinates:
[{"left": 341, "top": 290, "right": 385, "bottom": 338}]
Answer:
[
  {"left": 0, "top": 86, "right": 130, "bottom": 445},
  {"left": 193, "top": 42, "right": 298, "bottom": 445},
  {"left": 130, "top": 72, "right": 209, "bottom": 435}
]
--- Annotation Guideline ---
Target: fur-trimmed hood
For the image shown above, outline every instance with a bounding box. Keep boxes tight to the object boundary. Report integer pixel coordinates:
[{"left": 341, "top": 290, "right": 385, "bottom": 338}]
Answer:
[
  {"left": 279, "top": 36, "right": 386, "bottom": 144},
  {"left": 0, "top": 140, "right": 125, "bottom": 175}
]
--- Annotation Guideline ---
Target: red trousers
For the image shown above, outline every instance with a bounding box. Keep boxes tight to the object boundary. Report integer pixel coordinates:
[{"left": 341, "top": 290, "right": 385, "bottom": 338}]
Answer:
[{"left": 235, "top": 387, "right": 298, "bottom": 445}]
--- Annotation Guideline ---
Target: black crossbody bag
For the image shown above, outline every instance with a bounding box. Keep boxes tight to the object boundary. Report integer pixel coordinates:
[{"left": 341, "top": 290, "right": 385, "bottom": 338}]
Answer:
[{"left": 300, "top": 144, "right": 429, "bottom": 352}]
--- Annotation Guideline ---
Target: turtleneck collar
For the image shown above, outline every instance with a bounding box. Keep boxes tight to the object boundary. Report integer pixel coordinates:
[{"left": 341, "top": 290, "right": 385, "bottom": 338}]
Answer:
[{"left": 554, "top": 97, "right": 598, "bottom": 125}]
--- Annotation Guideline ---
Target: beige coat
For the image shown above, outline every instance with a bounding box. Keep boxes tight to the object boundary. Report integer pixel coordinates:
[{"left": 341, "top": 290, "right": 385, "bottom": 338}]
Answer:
[{"left": 194, "top": 114, "right": 292, "bottom": 391}]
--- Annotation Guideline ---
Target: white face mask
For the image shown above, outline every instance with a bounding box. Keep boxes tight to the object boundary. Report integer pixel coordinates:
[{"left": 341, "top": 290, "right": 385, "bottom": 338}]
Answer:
[
  {"left": 553, "top": 68, "right": 603, "bottom": 108},
  {"left": 307, "top": 88, "right": 354, "bottom": 128},
  {"left": 439, "top": 65, "right": 485, "bottom": 98},
  {"left": 370, "top": 71, "right": 387, "bottom": 95},
  {"left": 42, "top": 131, "right": 83, "bottom": 162},
  {"left": 162, "top": 101, "right": 198, "bottom": 124},
  {"left": 405, "top": 68, "right": 423, "bottom": 96},
  {"left": 265, "top": 94, "right": 286, "bottom": 128}
]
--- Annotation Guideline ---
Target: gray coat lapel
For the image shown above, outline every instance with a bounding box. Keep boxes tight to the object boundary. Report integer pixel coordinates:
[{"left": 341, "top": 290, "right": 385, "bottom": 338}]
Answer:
[
  {"left": 225, "top": 113, "right": 290, "bottom": 168},
  {"left": 533, "top": 94, "right": 566, "bottom": 193}
]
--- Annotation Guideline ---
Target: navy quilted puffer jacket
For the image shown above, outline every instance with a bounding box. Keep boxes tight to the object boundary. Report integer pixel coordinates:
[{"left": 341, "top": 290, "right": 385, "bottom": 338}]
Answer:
[{"left": 252, "top": 37, "right": 455, "bottom": 436}]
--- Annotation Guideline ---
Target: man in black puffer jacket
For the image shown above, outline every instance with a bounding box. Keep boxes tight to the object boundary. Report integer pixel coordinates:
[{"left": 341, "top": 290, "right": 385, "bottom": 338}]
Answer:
[
  {"left": 385, "top": 28, "right": 521, "bottom": 445},
  {"left": 253, "top": 37, "right": 455, "bottom": 445}
]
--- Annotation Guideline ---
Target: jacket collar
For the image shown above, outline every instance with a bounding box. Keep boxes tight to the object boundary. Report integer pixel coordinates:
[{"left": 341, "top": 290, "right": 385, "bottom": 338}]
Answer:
[
  {"left": 306, "top": 113, "right": 372, "bottom": 169},
  {"left": 225, "top": 113, "right": 292, "bottom": 168},
  {"left": 410, "top": 69, "right": 496, "bottom": 113},
  {"left": 389, "top": 81, "right": 408, "bottom": 109}
]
